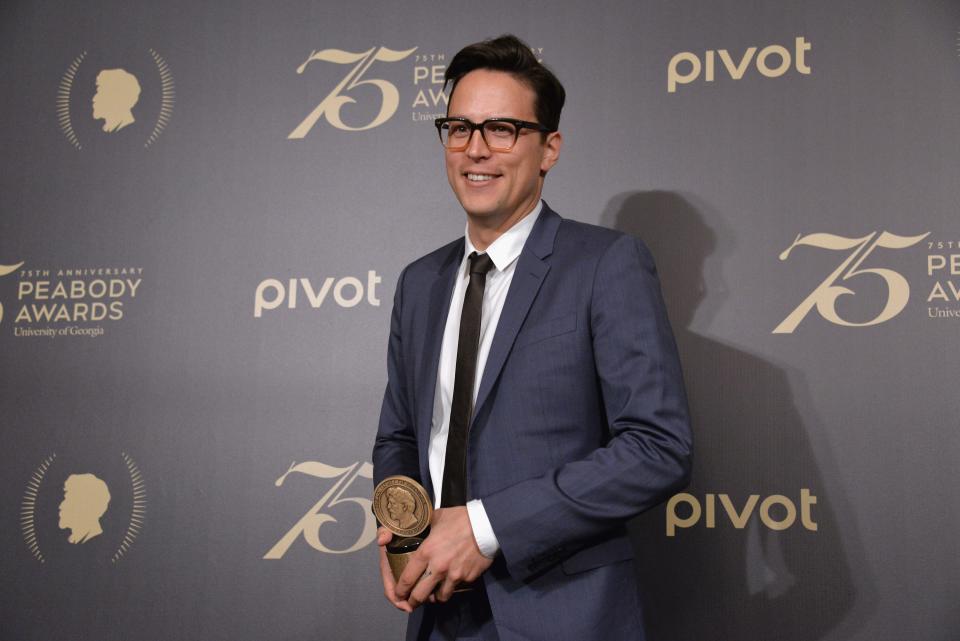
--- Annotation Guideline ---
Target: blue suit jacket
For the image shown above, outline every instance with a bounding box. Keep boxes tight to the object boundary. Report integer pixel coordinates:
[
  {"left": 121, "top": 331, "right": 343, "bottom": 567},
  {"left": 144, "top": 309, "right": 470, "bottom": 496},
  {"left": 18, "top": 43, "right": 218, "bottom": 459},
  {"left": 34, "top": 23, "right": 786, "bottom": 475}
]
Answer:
[{"left": 373, "top": 204, "right": 692, "bottom": 641}]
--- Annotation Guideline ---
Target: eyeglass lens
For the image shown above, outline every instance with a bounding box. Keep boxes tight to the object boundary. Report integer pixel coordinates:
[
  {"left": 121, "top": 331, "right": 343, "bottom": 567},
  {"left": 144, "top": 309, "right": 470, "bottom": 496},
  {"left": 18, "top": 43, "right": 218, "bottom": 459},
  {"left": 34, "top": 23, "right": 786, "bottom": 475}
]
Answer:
[{"left": 441, "top": 120, "right": 518, "bottom": 150}]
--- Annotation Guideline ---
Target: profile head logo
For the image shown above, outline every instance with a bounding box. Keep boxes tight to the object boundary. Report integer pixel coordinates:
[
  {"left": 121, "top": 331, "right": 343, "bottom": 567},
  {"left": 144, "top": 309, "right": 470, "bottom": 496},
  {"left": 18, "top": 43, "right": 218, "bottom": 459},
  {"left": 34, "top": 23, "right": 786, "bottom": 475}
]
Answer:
[
  {"left": 58, "top": 473, "right": 111, "bottom": 544},
  {"left": 92, "top": 69, "right": 142, "bottom": 132},
  {"left": 21, "top": 452, "right": 147, "bottom": 564},
  {"left": 58, "top": 49, "right": 174, "bottom": 149}
]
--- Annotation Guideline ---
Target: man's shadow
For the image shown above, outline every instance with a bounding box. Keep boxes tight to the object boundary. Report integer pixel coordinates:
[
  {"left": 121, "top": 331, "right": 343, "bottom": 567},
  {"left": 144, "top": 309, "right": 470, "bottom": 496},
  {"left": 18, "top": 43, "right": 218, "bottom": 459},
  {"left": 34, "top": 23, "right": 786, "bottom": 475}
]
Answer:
[{"left": 603, "top": 192, "right": 872, "bottom": 641}]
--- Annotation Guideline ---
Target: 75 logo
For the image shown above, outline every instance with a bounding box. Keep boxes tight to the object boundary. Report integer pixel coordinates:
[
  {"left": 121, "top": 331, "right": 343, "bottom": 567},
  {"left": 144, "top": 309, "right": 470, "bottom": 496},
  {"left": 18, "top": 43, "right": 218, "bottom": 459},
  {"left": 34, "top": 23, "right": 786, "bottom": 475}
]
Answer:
[
  {"left": 774, "top": 231, "right": 929, "bottom": 333},
  {"left": 289, "top": 46, "right": 417, "bottom": 138},
  {"left": 264, "top": 460, "right": 376, "bottom": 558}
]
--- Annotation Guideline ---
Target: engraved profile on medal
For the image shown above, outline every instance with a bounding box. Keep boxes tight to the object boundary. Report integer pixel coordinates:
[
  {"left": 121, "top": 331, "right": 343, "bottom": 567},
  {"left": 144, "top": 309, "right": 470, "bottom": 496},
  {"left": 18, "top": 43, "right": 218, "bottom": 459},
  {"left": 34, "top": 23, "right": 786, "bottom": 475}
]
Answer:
[
  {"left": 385, "top": 486, "right": 419, "bottom": 530},
  {"left": 58, "top": 473, "right": 111, "bottom": 544},
  {"left": 373, "top": 475, "right": 432, "bottom": 537}
]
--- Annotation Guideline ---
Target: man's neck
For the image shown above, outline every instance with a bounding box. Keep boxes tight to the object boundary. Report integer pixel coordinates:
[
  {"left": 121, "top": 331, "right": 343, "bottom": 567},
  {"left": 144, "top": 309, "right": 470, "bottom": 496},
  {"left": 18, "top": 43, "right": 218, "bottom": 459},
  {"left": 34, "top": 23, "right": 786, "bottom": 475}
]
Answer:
[{"left": 466, "top": 199, "right": 542, "bottom": 252}]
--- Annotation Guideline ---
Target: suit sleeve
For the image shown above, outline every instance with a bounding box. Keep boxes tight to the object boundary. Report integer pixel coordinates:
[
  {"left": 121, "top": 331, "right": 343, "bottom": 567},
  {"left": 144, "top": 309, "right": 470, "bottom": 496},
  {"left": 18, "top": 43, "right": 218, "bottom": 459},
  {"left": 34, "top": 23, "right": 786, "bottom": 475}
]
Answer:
[
  {"left": 481, "top": 235, "right": 693, "bottom": 581},
  {"left": 372, "top": 266, "right": 421, "bottom": 487}
]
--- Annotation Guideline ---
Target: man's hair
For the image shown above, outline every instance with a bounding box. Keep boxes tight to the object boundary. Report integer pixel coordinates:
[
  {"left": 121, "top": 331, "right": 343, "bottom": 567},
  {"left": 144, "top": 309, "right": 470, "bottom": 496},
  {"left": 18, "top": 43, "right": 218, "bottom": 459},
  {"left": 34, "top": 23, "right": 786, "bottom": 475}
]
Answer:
[
  {"left": 64, "top": 473, "right": 111, "bottom": 518},
  {"left": 386, "top": 486, "right": 415, "bottom": 511},
  {"left": 444, "top": 34, "right": 565, "bottom": 132}
]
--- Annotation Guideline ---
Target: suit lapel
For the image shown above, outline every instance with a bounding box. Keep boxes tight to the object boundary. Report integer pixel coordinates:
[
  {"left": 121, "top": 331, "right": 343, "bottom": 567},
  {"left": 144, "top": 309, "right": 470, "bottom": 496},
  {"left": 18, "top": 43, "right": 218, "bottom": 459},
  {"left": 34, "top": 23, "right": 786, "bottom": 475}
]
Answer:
[
  {"left": 415, "top": 240, "right": 462, "bottom": 492},
  {"left": 472, "top": 205, "right": 561, "bottom": 421}
]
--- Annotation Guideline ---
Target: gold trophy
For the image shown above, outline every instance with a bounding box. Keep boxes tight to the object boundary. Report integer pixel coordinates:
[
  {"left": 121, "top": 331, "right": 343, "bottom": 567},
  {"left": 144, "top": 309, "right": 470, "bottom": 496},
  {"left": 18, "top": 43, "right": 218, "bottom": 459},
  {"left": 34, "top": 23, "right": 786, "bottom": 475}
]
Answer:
[{"left": 373, "top": 475, "right": 433, "bottom": 581}]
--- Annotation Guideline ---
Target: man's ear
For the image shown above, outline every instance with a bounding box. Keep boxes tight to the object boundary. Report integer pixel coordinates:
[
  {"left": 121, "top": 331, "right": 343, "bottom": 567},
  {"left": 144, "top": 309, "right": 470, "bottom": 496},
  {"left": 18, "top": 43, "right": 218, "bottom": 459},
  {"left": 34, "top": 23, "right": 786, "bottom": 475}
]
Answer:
[{"left": 540, "top": 131, "right": 562, "bottom": 175}]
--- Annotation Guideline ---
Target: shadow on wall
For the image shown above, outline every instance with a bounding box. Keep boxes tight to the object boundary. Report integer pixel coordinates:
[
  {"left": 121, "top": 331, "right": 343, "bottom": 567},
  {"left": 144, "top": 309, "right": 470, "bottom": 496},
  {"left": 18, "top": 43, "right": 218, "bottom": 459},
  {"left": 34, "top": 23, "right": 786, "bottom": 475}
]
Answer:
[{"left": 602, "top": 192, "right": 870, "bottom": 641}]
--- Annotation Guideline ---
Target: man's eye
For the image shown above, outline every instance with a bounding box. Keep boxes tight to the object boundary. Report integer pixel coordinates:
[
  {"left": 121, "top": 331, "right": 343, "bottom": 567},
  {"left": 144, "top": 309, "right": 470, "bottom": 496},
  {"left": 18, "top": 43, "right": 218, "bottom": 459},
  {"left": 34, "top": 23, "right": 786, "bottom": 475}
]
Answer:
[
  {"left": 487, "top": 124, "right": 514, "bottom": 136},
  {"left": 449, "top": 124, "right": 469, "bottom": 136}
]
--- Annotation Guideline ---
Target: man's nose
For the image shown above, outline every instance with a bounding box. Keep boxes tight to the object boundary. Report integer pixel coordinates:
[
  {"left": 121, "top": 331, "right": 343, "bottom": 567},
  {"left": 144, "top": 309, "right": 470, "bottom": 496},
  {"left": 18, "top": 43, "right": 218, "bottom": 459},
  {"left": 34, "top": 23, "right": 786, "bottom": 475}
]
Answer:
[{"left": 465, "top": 128, "right": 491, "bottom": 160}]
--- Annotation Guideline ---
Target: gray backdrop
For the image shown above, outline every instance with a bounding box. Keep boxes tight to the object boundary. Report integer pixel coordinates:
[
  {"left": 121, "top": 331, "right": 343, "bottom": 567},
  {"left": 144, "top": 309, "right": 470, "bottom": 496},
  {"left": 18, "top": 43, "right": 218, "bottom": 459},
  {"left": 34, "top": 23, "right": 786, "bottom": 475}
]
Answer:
[{"left": 1, "top": 0, "right": 958, "bottom": 639}]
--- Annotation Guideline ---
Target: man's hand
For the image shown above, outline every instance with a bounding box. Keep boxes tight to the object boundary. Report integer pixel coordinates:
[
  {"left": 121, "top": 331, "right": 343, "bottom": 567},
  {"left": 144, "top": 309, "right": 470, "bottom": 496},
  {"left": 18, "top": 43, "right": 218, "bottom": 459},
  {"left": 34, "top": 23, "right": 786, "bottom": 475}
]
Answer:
[
  {"left": 394, "top": 506, "right": 494, "bottom": 609},
  {"left": 377, "top": 527, "right": 413, "bottom": 613}
]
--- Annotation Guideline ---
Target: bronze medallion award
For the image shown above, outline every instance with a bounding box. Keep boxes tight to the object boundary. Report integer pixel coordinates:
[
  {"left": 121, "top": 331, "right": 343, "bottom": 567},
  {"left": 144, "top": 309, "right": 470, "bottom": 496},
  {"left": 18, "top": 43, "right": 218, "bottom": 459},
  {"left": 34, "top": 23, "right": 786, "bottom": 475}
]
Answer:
[{"left": 373, "top": 476, "right": 432, "bottom": 581}]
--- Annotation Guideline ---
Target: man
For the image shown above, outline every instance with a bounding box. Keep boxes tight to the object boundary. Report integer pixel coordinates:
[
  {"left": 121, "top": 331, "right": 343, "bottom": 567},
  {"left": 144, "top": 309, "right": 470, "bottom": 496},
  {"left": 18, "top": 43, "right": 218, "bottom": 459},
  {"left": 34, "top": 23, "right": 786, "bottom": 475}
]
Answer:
[{"left": 373, "top": 34, "right": 692, "bottom": 641}]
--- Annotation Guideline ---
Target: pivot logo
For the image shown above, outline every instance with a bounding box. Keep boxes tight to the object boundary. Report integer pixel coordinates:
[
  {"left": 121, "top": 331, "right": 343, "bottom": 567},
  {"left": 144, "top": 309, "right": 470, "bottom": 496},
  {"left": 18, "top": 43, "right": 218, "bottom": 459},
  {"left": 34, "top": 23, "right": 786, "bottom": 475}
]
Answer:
[
  {"left": 774, "top": 231, "right": 929, "bottom": 333},
  {"left": 666, "top": 490, "right": 818, "bottom": 537},
  {"left": 289, "top": 46, "right": 417, "bottom": 138},
  {"left": 668, "top": 37, "right": 811, "bottom": 93},
  {"left": 253, "top": 271, "right": 382, "bottom": 317}
]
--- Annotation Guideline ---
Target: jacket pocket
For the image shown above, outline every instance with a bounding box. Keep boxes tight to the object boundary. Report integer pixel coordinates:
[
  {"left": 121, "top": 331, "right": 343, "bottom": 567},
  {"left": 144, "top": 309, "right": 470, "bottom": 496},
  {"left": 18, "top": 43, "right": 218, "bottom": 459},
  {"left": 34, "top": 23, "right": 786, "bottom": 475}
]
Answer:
[{"left": 514, "top": 312, "right": 577, "bottom": 350}]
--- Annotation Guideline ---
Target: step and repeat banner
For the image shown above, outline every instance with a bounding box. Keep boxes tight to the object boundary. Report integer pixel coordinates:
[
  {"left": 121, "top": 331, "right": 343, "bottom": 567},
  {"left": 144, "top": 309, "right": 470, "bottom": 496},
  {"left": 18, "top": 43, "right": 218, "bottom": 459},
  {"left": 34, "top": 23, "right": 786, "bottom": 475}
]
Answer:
[{"left": 1, "top": 0, "right": 958, "bottom": 639}]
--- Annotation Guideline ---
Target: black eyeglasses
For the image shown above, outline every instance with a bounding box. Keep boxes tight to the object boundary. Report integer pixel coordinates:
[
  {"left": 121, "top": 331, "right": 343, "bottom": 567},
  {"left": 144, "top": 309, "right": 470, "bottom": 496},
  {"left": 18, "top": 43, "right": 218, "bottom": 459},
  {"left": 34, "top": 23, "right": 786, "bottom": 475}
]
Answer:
[{"left": 434, "top": 117, "right": 554, "bottom": 152}]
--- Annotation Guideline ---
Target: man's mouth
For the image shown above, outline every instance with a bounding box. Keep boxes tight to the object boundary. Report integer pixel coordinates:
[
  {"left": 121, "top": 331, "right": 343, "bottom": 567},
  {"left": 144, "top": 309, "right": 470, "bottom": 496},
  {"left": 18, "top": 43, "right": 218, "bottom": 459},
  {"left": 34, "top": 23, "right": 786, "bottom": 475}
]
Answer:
[{"left": 465, "top": 173, "right": 499, "bottom": 183}]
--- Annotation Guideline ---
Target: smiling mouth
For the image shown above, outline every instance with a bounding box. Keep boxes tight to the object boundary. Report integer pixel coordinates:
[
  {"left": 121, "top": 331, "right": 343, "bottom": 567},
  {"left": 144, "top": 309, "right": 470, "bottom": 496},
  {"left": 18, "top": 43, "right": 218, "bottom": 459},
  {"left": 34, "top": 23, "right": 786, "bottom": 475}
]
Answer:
[{"left": 465, "top": 173, "right": 500, "bottom": 183}]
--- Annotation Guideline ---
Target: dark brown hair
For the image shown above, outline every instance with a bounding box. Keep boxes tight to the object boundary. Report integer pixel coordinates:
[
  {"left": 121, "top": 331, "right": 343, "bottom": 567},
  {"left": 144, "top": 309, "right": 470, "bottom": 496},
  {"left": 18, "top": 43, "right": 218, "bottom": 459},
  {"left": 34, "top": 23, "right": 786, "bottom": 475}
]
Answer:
[{"left": 444, "top": 34, "right": 566, "bottom": 132}]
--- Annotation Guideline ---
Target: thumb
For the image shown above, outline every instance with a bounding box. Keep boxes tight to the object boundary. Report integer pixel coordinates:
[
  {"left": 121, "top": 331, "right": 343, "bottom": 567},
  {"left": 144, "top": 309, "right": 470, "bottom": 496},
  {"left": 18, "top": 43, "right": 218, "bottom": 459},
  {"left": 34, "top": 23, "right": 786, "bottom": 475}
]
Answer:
[{"left": 377, "top": 526, "right": 393, "bottom": 546}]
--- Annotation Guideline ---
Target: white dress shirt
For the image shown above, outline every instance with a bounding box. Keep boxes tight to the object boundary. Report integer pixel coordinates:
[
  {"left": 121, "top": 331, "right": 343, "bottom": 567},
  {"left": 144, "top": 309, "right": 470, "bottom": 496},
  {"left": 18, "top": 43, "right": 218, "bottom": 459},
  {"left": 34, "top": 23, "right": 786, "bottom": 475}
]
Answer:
[{"left": 428, "top": 200, "right": 543, "bottom": 558}]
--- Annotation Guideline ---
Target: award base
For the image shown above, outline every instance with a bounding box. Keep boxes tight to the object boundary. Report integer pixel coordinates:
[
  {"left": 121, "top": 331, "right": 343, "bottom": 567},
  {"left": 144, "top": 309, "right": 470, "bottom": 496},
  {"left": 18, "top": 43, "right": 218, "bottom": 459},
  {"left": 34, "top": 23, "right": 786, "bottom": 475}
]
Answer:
[
  {"left": 386, "top": 536, "right": 424, "bottom": 582},
  {"left": 387, "top": 535, "right": 473, "bottom": 593},
  {"left": 387, "top": 536, "right": 473, "bottom": 592}
]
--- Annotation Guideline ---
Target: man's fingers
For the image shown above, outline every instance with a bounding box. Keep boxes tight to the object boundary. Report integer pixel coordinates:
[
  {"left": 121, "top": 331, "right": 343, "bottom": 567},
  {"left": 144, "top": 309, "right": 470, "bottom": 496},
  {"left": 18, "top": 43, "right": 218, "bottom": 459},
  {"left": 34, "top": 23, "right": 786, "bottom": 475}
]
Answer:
[
  {"left": 434, "top": 577, "right": 458, "bottom": 603},
  {"left": 378, "top": 543, "right": 412, "bottom": 613},
  {"left": 407, "top": 567, "right": 442, "bottom": 609},
  {"left": 377, "top": 526, "right": 409, "bottom": 610},
  {"left": 394, "top": 553, "right": 428, "bottom": 600}
]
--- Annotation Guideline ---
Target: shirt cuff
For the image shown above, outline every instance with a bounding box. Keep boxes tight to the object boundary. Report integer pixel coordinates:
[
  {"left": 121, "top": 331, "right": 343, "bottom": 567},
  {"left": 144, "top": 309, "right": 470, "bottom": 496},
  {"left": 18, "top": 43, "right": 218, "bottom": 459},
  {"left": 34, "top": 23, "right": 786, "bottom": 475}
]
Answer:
[{"left": 466, "top": 499, "right": 500, "bottom": 558}]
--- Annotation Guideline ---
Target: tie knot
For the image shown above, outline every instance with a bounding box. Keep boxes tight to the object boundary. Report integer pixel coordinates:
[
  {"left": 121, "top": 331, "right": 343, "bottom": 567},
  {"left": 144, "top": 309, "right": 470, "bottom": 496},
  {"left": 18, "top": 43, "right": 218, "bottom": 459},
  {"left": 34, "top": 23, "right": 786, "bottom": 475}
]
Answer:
[{"left": 469, "top": 252, "right": 494, "bottom": 275}]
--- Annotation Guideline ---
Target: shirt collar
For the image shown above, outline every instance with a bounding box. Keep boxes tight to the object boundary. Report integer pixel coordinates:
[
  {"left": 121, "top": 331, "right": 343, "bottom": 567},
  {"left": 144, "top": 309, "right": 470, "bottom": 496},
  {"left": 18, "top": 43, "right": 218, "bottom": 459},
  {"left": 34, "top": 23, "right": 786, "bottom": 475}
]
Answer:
[{"left": 463, "top": 200, "right": 543, "bottom": 273}]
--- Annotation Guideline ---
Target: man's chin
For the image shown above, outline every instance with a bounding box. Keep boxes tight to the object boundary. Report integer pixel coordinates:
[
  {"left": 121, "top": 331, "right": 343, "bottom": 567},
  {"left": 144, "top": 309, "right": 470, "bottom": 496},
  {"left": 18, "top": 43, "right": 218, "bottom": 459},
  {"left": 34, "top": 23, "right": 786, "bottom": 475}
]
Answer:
[
  {"left": 459, "top": 201, "right": 505, "bottom": 222},
  {"left": 454, "top": 188, "right": 500, "bottom": 213}
]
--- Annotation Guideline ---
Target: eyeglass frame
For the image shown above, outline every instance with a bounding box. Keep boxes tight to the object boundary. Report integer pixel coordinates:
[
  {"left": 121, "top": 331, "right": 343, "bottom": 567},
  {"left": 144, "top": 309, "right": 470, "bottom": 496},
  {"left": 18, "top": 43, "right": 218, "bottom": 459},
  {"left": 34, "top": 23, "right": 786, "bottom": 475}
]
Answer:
[{"left": 434, "top": 117, "right": 556, "bottom": 152}]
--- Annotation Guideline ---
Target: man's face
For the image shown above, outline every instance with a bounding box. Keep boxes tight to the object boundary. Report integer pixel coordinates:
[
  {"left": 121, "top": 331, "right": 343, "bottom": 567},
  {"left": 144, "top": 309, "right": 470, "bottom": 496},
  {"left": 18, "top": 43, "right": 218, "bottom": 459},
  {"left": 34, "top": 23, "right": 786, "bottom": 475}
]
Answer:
[
  {"left": 387, "top": 494, "right": 411, "bottom": 520},
  {"left": 92, "top": 80, "right": 105, "bottom": 119},
  {"left": 58, "top": 487, "right": 77, "bottom": 528},
  {"left": 444, "top": 69, "right": 561, "bottom": 226}
]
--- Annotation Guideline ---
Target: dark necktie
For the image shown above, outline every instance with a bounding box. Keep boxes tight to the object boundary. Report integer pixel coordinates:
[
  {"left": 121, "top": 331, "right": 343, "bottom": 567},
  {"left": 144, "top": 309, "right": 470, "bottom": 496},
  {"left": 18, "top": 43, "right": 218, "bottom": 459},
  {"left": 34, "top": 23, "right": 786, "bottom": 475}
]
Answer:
[{"left": 440, "top": 251, "right": 495, "bottom": 507}]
